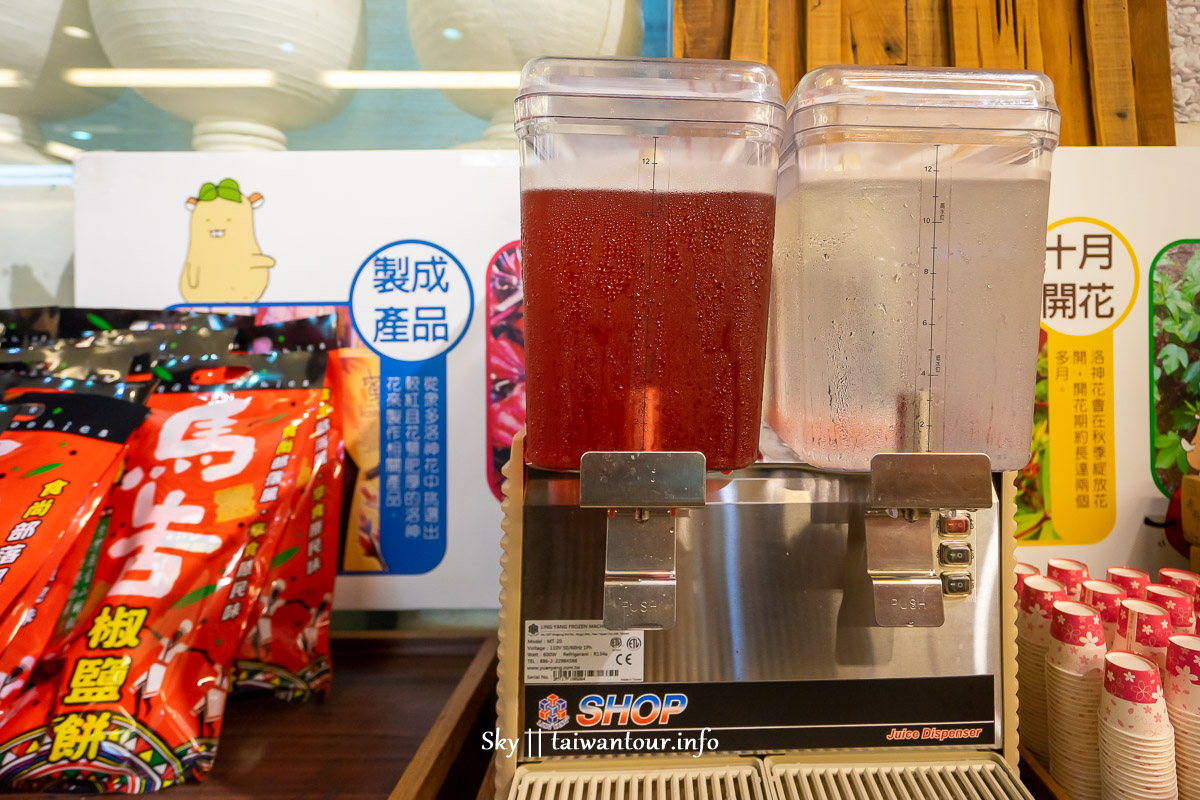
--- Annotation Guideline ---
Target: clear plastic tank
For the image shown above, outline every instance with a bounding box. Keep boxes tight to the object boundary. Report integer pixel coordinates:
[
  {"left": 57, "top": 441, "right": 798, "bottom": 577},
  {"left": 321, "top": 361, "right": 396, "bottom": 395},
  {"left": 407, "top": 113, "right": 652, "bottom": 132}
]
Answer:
[
  {"left": 515, "top": 57, "right": 784, "bottom": 471},
  {"left": 767, "top": 66, "right": 1060, "bottom": 471}
]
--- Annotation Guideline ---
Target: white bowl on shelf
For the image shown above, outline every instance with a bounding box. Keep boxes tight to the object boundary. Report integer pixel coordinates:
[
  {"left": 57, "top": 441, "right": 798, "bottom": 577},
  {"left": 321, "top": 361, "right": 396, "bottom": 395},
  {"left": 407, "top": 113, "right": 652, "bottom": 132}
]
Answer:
[
  {"left": 0, "top": 0, "right": 119, "bottom": 163},
  {"left": 407, "top": 0, "right": 643, "bottom": 148},
  {"left": 88, "top": 0, "right": 367, "bottom": 151}
]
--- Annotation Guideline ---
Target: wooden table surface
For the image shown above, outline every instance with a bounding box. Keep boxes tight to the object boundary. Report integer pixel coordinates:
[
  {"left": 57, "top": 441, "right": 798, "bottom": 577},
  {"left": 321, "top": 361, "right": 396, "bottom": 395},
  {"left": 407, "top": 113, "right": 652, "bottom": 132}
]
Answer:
[{"left": 172, "top": 635, "right": 483, "bottom": 800}]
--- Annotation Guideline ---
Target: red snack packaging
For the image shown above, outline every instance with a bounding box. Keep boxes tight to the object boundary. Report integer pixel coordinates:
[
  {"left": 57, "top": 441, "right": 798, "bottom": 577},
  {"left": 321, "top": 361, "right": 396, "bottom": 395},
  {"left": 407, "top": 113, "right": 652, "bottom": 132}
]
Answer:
[
  {"left": 234, "top": 380, "right": 343, "bottom": 701},
  {"left": 0, "top": 502, "right": 117, "bottom": 726},
  {"left": 0, "top": 307, "right": 59, "bottom": 347},
  {"left": 0, "top": 393, "right": 148, "bottom": 641},
  {"left": 0, "top": 352, "right": 325, "bottom": 793}
]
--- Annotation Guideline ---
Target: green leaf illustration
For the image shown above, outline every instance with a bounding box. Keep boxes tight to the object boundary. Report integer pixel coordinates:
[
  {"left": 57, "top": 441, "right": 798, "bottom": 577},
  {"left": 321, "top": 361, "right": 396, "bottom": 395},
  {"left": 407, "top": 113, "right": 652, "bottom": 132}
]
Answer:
[
  {"left": 23, "top": 462, "right": 61, "bottom": 478},
  {"left": 270, "top": 546, "right": 299, "bottom": 570},
  {"left": 1160, "top": 343, "right": 1189, "bottom": 376},
  {"left": 1156, "top": 431, "right": 1181, "bottom": 449},
  {"left": 216, "top": 178, "right": 242, "bottom": 202},
  {"left": 197, "top": 182, "right": 217, "bottom": 202},
  {"left": 1038, "top": 443, "right": 1051, "bottom": 517},
  {"left": 172, "top": 583, "right": 217, "bottom": 609},
  {"left": 85, "top": 313, "right": 113, "bottom": 332}
]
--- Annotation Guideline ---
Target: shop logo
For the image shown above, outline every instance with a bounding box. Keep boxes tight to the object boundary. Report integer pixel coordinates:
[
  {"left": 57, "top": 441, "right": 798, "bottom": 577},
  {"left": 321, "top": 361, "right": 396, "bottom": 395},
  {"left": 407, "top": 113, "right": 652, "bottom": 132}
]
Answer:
[
  {"left": 576, "top": 692, "right": 688, "bottom": 727},
  {"left": 536, "top": 694, "right": 569, "bottom": 731}
]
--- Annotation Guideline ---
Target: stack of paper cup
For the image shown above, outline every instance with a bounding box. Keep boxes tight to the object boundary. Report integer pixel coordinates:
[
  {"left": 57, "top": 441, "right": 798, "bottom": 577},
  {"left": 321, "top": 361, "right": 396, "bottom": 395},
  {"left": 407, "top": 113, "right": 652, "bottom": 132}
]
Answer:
[
  {"left": 1166, "top": 634, "right": 1200, "bottom": 800},
  {"left": 1117, "top": 598, "right": 1173, "bottom": 671},
  {"left": 1148, "top": 583, "right": 1197, "bottom": 634},
  {"left": 1048, "top": 558, "right": 1090, "bottom": 600},
  {"left": 1084, "top": 579, "right": 1128, "bottom": 648},
  {"left": 1108, "top": 566, "right": 1151, "bottom": 599},
  {"left": 1019, "top": 575, "right": 1067, "bottom": 764},
  {"left": 1098, "top": 650, "right": 1177, "bottom": 800},
  {"left": 1045, "top": 600, "right": 1106, "bottom": 800},
  {"left": 1015, "top": 562, "right": 1041, "bottom": 604},
  {"left": 1161, "top": 633, "right": 1200, "bottom": 796},
  {"left": 1161, "top": 568, "right": 1200, "bottom": 598}
]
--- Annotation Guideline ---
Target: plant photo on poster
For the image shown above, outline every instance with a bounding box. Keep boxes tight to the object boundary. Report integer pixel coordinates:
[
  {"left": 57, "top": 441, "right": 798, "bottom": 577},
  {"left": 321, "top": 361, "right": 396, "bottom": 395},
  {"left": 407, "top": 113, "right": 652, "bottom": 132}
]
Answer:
[
  {"left": 1015, "top": 328, "right": 1055, "bottom": 541},
  {"left": 1150, "top": 240, "right": 1200, "bottom": 497}
]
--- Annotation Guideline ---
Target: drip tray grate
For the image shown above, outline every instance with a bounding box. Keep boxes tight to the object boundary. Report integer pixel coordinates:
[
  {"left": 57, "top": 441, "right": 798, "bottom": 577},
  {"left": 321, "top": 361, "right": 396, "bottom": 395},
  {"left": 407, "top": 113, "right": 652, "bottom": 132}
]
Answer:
[
  {"left": 767, "top": 756, "right": 1034, "bottom": 800},
  {"left": 509, "top": 759, "right": 769, "bottom": 800}
]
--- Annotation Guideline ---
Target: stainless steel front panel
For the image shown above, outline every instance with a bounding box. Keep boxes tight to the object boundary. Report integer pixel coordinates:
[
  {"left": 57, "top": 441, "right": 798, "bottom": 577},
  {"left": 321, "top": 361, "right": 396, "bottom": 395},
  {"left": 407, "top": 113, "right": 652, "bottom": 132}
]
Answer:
[{"left": 519, "top": 464, "right": 1004, "bottom": 747}]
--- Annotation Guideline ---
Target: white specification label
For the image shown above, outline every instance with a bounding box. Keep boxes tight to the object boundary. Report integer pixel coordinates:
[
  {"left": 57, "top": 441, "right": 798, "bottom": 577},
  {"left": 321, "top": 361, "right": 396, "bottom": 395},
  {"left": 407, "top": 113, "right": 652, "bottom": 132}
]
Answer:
[{"left": 524, "top": 620, "right": 644, "bottom": 684}]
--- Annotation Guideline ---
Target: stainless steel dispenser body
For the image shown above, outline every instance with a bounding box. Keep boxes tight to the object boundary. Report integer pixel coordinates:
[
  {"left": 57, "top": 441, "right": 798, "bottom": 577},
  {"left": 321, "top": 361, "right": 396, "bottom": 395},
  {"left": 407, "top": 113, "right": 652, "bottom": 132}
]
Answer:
[{"left": 506, "top": 456, "right": 1004, "bottom": 760}]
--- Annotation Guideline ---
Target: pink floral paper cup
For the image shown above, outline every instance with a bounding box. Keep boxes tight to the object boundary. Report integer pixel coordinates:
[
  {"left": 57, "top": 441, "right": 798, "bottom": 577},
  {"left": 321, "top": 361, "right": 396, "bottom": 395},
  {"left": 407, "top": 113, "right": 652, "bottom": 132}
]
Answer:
[
  {"left": 1083, "top": 579, "right": 1126, "bottom": 648},
  {"left": 1047, "top": 558, "right": 1089, "bottom": 600},
  {"left": 1116, "top": 598, "right": 1172, "bottom": 648},
  {"left": 1014, "top": 562, "right": 1040, "bottom": 599},
  {"left": 1083, "top": 579, "right": 1126, "bottom": 621},
  {"left": 1166, "top": 633, "right": 1200, "bottom": 715},
  {"left": 1160, "top": 567, "right": 1200, "bottom": 598},
  {"left": 1107, "top": 566, "right": 1150, "bottom": 599},
  {"left": 1048, "top": 600, "right": 1107, "bottom": 674},
  {"left": 1099, "top": 650, "right": 1170, "bottom": 737},
  {"left": 1020, "top": 576, "right": 1067, "bottom": 637},
  {"left": 1145, "top": 583, "right": 1195, "bottom": 633}
]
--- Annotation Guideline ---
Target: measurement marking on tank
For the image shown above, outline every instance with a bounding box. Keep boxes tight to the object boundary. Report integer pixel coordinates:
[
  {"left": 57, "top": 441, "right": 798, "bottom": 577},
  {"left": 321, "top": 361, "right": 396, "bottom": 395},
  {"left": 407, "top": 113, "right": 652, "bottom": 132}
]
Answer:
[
  {"left": 926, "top": 145, "right": 940, "bottom": 388},
  {"left": 635, "top": 136, "right": 660, "bottom": 451},
  {"left": 915, "top": 144, "right": 949, "bottom": 452}
]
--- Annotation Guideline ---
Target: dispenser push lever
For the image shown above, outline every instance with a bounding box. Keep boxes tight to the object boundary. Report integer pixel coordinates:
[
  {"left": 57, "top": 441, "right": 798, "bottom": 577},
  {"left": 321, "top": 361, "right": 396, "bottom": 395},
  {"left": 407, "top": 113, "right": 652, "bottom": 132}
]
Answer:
[
  {"left": 864, "top": 453, "right": 992, "bottom": 628},
  {"left": 580, "top": 451, "right": 706, "bottom": 631}
]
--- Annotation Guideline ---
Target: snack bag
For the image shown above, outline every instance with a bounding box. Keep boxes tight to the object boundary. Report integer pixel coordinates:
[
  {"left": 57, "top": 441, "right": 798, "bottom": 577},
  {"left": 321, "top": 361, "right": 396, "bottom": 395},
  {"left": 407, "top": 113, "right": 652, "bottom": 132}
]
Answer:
[
  {"left": 57, "top": 309, "right": 250, "bottom": 339},
  {"left": 0, "top": 394, "right": 147, "bottom": 736},
  {"left": 235, "top": 314, "right": 339, "bottom": 355},
  {"left": 327, "top": 348, "right": 381, "bottom": 571},
  {"left": 0, "top": 502, "right": 117, "bottom": 724},
  {"left": 0, "top": 308, "right": 59, "bottom": 347},
  {"left": 234, "top": 382, "right": 343, "bottom": 701},
  {"left": 0, "top": 393, "right": 149, "bottom": 636},
  {"left": 0, "top": 352, "right": 325, "bottom": 793}
]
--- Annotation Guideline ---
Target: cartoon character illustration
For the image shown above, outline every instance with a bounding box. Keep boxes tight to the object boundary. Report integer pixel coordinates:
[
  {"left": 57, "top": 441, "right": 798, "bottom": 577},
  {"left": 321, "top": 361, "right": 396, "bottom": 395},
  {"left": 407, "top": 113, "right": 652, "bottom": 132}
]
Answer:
[
  {"left": 301, "top": 594, "right": 332, "bottom": 659},
  {"left": 180, "top": 178, "right": 275, "bottom": 303},
  {"left": 133, "top": 620, "right": 193, "bottom": 716},
  {"left": 0, "top": 656, "right": 35, "bottom": 700},
  {"left": 194, "top": 664, "right": 228, "bottom": 737},
  {"left": 1179, "top": 406, "right": 1200, "bottom": 474},
  {"left": 250, "top": 579, "right": 287, "bottom": 659}
]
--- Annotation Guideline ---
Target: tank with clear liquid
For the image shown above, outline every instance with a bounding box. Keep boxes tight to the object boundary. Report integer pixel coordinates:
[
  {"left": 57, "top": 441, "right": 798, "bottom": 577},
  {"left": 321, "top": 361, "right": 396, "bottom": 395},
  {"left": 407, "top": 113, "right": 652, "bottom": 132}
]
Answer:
[{"left": 767, "top": 66, "right": 1061, "bottom": 471}]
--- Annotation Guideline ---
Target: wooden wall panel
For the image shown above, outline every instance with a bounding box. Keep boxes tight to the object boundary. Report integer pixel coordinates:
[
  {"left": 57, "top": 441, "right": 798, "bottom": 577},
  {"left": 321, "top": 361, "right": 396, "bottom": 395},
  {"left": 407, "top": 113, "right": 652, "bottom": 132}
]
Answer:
[
  {"left": 1127, "top": 0, "right": 1178, "bottom": 145},
  {"left": 674, "top": 0, "right": 735, "bottom": 59},
  {"left": 949, "top": 1, "right": 1042, "bottom": 70},
  {"left": 1084, "top": 0, "right": 1140, "bottom": 145},
  {"left": 731, "top": 0, "right": 769, "bottom": 62},
  {"left": 672, "top": 0, "right": 1176, "bottom": 147},
  {"left": 1039, "top": 0, "right": 1097, "bottom": 145},
  {"left": 907, "top": 0, "right": 951, "bottom": 66},
  {"left": 841, "top": 0, "right": 906, "bottom": 65},
  {"left": 804, "top": 0, "right": 842, "bottom": 72},
  {"left": 769, "top": 0, "right": 804, "bottom": 94}
]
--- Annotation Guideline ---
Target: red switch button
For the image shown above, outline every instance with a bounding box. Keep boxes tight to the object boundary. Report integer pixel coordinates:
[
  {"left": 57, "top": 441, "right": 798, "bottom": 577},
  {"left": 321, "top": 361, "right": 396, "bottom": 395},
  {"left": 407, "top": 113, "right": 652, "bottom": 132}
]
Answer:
[{"left": 941, "top": 515, "right": 969, "bottom": 535}]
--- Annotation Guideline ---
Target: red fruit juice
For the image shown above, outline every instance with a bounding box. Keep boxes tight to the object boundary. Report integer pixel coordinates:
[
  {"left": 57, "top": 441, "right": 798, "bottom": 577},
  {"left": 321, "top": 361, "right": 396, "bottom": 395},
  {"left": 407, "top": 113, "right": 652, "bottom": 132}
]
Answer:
[{"left": 520, "top": 188, "right": 775, "bottom": 471}]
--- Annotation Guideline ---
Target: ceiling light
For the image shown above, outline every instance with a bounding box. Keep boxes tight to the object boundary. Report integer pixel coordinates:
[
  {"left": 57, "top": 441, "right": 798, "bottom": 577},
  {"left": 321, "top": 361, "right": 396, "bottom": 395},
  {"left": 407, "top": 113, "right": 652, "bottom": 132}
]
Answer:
[
  {"left": 321, "top": 70, "right": 520, "bottom": 90},
  {"left": 63, "top": 68, "right": 277, "bottom": 88}
]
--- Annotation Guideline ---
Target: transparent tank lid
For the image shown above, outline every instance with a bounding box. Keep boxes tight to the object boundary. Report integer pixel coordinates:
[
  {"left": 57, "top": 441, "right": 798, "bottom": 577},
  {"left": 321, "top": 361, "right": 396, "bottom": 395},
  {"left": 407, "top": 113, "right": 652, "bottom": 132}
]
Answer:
[
  {"left": 515, "top": 57, "right": 785, "bottom": 128},
  {"left": 786, "top": 65, "right": 1060, "bottom": 136}
]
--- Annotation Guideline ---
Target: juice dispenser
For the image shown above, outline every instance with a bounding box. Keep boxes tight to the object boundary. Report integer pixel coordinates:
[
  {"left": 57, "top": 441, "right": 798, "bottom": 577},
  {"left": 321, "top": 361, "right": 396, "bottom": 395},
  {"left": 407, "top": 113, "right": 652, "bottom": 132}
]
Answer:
[
  {"left": 497, "top": 64, "right": 1054, "bottom": 800},
  {"left": 768, "top": 67, "right": 1060, "bottom": 471},
  {"left": 515, "top": 57, "right": 784, "bottom": 472}
]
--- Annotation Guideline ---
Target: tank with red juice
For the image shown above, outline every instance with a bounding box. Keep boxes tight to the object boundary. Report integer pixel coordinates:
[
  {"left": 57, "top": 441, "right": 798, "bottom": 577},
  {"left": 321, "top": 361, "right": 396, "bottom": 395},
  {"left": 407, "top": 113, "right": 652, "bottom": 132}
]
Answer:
[
  {"left": 514, "top": 57, "right": 785, "bottom": 471},
  {"left": 521, "top": 188, "right": 775, "bottom": 471}
]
